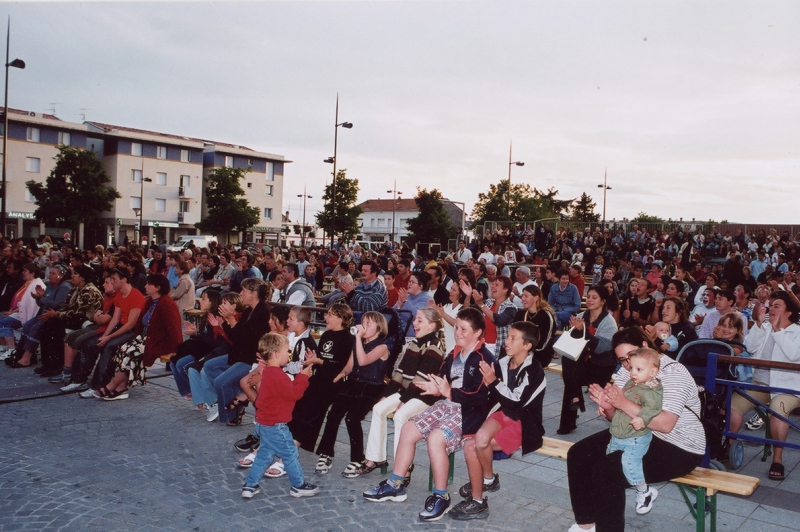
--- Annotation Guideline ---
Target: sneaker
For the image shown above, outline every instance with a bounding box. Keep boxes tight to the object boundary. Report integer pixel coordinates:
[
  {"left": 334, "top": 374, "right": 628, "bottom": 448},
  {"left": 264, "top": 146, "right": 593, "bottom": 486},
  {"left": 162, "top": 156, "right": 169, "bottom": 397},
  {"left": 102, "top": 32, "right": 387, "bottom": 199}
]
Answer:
[
  {"left": 341, "top": 460, "right": 364, "bottom": 478},
  {"left": 458, "top": 473, "right": 500, "bottom": 499},
  {"left": 290, "top": 482, "right": 320, "bottom": 498},
  {"left": 315, "top": 454, "right": 332, "bottom": 474},
  {"left": 241, "top": 485, "right": 261, "bottom": 499},
  {"left": 79, "top": 388, "right": 97, "bottom": 399},
  {"left": 206, "top": 403, "right": 219, "bottom": 422},
  {"left": 746, "top": 413, "right": 764, "bottom": 430},
  {"left": 419, "top": 493, "right": 451, "bottom": 522},
  {"left": 48, "top": 373, "right": 68, "bottom": 384},
  {"left": 363, "top": 480, "right": 408, "bottom": 502},
  {"left": 61, "top": 382, "right": 89, "bottom": 393},
  {"left": 449, "top": 496, "right": 489, "bottom": 520},
  {"left": 234, "top": 434, "right": 260, "bottom": 452},
  {"left": 635, "top": 486, "right": 658, "bottom": 515}
]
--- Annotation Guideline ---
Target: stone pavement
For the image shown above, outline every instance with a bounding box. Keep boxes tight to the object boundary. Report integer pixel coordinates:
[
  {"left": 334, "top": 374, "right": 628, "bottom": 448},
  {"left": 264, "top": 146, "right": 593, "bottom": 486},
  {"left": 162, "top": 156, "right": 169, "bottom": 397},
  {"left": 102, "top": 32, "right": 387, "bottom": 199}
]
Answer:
[{"left": 0, "top": 360, "right": 798, "bottom": 532}]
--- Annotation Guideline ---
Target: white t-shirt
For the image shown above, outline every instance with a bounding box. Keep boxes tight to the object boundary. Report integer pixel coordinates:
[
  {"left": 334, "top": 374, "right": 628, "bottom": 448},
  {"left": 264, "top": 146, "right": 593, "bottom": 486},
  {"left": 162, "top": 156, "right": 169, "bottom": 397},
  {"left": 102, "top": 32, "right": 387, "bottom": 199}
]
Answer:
[
  {"left": 442, "top": 303, "right": 462, "bottom": 353},
  {"left": 511, "top": 280, "right": 535, "bottom": 308}
]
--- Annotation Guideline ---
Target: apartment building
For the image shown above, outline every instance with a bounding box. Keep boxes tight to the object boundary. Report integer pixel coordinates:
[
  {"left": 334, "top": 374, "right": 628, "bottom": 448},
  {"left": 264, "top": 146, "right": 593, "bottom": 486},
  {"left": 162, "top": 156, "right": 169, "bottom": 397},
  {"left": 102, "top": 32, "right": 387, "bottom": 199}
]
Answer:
[
  {"left": 0, "top": 107, "right": 287, "bottom": 247},
  {"left": 357, "top": 197, "right": 465, "bottom": 243}
]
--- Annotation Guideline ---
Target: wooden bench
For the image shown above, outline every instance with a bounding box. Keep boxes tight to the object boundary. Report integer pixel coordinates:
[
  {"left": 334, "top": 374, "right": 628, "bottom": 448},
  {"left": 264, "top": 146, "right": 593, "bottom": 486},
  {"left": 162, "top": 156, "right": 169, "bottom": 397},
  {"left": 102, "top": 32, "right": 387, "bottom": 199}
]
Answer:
[{"left": 534, "top": 436, "right": 759, "bottom": 532}]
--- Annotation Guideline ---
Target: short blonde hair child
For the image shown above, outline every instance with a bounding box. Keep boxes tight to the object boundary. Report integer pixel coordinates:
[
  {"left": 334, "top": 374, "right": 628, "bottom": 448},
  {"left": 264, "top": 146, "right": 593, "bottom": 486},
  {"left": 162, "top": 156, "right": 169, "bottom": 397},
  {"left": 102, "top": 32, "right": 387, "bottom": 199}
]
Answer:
[
  {"left": 629, "top": 347, "right": 661, "bottom": 369},
  {"left": 258, "top": 333, "right": 289, "bottom": 361},
  {"left": 361, "top": 311, "right": 388, "bottom": 338}
]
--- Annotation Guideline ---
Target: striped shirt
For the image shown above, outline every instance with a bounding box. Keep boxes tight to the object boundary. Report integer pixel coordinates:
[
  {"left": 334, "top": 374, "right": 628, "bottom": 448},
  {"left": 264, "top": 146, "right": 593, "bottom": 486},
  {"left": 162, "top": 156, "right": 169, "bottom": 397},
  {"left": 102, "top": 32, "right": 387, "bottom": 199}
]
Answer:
[{"left": 615, "top": 354, "right": 706, "bottom": 455}]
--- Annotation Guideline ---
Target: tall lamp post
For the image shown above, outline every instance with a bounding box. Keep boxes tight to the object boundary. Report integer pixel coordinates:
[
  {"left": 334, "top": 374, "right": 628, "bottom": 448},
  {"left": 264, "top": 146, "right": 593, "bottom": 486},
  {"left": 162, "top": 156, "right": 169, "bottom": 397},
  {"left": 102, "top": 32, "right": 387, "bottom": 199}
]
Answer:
[
  {"left": 387, "top": 179, "right": 402, "bottom": 244},
  {"left": 506, "top": 140, "right": 524, "bottom": 221},
  {"left": 297, "top": 185, "right": 312, "bottom": 248},
  {"left": 597, "top": 168, "right": 611, "bottom": 230},
  {"left": 1, "top": 17, "right": 25, "bottom": 237},
  {"left": 323, "top": 93, "right": 352, "bottom": 246}
]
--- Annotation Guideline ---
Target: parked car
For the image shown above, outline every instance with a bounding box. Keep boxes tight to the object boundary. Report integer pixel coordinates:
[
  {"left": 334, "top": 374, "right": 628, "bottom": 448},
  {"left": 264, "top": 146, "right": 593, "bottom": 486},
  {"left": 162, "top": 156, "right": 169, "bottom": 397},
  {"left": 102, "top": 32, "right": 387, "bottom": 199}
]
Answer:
[{"left": 167, "top": 235, "right": 218, "bottom": 252}]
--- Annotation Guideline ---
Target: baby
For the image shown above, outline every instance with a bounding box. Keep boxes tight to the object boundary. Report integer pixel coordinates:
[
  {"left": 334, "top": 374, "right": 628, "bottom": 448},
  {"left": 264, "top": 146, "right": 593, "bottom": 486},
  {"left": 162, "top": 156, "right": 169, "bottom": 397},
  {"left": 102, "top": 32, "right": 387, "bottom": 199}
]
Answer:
[
  {"left": 654, "top": 321, "right": 678, "bottom": 352},
  {"left": 603, "top": 348, "right": 663, "bottom": 515}
]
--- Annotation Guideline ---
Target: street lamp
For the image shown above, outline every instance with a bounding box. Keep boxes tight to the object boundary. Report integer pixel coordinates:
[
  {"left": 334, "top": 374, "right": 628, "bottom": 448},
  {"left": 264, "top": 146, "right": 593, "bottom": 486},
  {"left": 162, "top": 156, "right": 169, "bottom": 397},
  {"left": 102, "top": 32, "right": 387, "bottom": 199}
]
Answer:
[
  {"left": 133, "top": 176, "right": 152, "bottom": 245},
  {"left": 323, "top": 93, "right": 353, "bottom": 246},
  {"left": 1, "top": 17, "right": 25, "bottom": 237},
  {"left": 507, "top": 140, "right": 524, "bottom": 221},
  {"left": 597, "top": 168, "right": 612, "bottom": 231},
  {"left": 297, "top": 185, "right": 312, "bottom": 248},
  {"left": 386, "top": 179, "right": 403, "bottom": 244}
]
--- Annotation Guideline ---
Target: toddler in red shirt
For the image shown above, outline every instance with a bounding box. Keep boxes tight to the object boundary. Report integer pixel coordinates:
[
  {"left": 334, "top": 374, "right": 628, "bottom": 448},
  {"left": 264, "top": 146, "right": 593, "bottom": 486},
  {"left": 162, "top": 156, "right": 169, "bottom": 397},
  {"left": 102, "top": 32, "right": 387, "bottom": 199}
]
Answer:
[{"left": 241, "top": 333, "right": 319, "bottom": 499}]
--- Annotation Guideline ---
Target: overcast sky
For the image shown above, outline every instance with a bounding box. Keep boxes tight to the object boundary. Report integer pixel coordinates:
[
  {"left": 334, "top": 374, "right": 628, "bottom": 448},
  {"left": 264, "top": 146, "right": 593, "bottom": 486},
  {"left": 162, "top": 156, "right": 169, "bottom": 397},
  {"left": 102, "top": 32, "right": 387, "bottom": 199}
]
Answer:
[{"left": 4, "top": 1, "right": 799, "bottom": 225}]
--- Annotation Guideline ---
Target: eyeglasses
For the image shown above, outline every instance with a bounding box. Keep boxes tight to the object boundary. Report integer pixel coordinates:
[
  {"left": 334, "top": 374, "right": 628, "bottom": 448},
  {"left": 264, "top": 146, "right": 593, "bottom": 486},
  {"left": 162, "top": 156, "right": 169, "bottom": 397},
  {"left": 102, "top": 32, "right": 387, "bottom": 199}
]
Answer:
[{"left": 617, "top": 350, "right": 636, "bottom": 366}]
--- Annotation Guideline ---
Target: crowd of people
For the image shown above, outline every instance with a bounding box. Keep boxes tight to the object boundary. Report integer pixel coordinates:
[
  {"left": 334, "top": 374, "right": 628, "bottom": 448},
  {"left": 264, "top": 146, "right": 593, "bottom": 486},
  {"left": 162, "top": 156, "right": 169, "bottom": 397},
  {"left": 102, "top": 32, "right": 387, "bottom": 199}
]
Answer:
[{"left": 0, "top": 223, "right": 798, "bottom": 530}]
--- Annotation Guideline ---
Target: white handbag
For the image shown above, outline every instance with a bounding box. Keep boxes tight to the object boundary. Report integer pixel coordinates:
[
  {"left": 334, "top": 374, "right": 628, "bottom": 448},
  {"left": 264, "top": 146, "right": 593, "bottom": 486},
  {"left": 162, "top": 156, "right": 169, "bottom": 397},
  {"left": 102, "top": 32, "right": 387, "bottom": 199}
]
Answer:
[{"left": 553, "top": 326, "right": 588, "bottom": 361}]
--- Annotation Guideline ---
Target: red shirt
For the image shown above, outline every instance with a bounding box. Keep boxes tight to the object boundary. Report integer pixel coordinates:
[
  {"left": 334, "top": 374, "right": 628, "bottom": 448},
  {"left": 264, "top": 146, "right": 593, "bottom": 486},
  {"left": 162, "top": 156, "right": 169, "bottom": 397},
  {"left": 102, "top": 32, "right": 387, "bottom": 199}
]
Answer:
[
  {"left": 112, "top": 288, "right": 146, "bottom": 325},
  {"left": 255, "top": 366, "right": 309, "bottom": 426}
]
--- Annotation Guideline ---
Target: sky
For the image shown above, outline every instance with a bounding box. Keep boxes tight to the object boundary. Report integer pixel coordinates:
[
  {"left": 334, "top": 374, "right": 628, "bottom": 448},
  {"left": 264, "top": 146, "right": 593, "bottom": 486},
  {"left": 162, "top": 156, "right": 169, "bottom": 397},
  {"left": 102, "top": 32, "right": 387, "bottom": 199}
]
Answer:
[{"left": 3, "top": 1, "right": 799, "bottom": 225}]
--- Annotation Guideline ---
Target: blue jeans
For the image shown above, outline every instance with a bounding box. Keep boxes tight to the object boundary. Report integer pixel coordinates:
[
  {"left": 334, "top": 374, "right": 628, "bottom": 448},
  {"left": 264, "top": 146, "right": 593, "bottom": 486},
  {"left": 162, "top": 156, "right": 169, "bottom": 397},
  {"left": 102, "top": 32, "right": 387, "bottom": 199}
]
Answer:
[
  {"left": 606, "top": 432, "right": 652, "bottom": 486},
  {"left": 18, "top": 316, "right": 44, "bottom": 353},
  {"left": 199, "top": 356, "right": 252, "bottom": 423},
  {"left": 244, "top": 423, "right": 305, "bottom": 489},
  {"left": 555, "top": 311, "right": 574, "bottom": 330},
  {"left": 0, "top": 315, "right": 22, "bottom": 338},
  {"left": 171, "top": 355, "right": 196, "bottom": 397}
]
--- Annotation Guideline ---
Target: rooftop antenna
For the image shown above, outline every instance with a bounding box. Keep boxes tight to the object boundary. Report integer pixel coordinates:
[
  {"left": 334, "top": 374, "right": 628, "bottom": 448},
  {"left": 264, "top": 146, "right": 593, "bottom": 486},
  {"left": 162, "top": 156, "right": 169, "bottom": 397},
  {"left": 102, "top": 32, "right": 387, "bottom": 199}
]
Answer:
[
  {"left": 46, "top": 102, "right": 62, "bottom": 116},
  {"left": 76, "top": 108, "right": 90, "bottom": 122}
]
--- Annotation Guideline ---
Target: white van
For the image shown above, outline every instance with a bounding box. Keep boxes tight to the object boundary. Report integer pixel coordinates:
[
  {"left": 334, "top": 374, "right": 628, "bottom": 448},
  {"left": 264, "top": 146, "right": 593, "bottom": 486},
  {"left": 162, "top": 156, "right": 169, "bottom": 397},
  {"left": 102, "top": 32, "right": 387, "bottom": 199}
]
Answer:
[{"left": 167, "top": 235, "right": 218, "bottom": 252}]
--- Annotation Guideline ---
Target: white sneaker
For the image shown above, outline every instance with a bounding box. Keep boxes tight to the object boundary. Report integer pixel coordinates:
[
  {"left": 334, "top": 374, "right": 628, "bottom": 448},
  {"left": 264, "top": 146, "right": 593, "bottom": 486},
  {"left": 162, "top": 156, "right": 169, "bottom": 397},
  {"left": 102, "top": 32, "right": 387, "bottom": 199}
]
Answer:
[
  {"left": 635, "top": 486, "right": 658, "bottom": 515},
  {"left": 206, "top": 403, "right": 219, "bottom": 422},
  {"left": 61, "top": 382, "right": 89, "bottom": 393},
  {"left": 0, "top": 346, "right": 12, "bottom": 360},
  {"left": 79, "top": 389, "right": 97, "bottom": 399},
  {"left": 745, "top": 413, "right": 764, "bottom": 430}
]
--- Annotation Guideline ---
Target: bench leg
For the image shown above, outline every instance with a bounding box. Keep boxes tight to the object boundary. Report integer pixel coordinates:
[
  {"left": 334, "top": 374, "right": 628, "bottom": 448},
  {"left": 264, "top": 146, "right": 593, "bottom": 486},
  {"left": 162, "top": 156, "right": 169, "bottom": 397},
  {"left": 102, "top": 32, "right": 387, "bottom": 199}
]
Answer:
[
  {"left": 678, "top": 484, "right": 717, "bottom": 532},
  {"left": 428, "top": 453, "right": 455, "bottom": 491}
]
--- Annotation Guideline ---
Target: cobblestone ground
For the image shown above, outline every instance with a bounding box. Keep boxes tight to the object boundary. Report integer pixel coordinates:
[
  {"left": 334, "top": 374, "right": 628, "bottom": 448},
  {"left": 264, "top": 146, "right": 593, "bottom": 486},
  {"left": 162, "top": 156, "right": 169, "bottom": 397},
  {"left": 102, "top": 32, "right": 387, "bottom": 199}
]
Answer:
[{"left": 1, "top": 363, "right": 798, "bottom": 532}]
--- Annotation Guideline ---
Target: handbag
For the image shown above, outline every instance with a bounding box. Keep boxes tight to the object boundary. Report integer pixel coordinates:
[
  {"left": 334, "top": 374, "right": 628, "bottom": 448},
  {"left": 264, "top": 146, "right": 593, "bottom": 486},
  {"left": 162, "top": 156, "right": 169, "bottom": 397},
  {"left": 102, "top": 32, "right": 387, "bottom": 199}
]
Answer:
[{"left": 553, "top": 327, "right": 588, "bottom": 361}]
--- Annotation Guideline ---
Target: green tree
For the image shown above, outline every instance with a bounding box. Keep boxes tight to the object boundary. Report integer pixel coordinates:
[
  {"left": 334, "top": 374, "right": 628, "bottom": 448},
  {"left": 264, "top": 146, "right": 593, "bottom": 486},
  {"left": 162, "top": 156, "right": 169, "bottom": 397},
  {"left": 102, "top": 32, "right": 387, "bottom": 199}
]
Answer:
[
  {"left": 631, "top": 212, "right": 665, "bottom": 224},
  {"left": 570, "top": 192, "right": 599, "bottom": 222},
  {"left": 26, "top": 146, "right": 121, "bottom": 243},
  {"left": 406, "top": 188, "right": 455, "bottom": 247},
  {"left": 471, "top": 183, "right": 569, "bottom": 225},
  {"left": 316, "top": 169, "right": 362, "bottom": 241},
  {"left": 196, "top": 167, "right": 259, "bottom": 243}
]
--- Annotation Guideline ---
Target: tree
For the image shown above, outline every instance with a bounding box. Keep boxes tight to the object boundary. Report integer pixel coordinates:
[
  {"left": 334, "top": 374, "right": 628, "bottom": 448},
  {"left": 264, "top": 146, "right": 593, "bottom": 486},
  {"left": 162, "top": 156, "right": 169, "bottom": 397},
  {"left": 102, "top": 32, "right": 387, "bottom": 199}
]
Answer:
[
  {"left": 316, "top": 169, "right": 362, "bottom": 241},
  {"left": 630, "top": 212, "right": 666, "bottom": 224},
  {"left": 195, "top": 167, "right": 259, "bottom": 243},
  {"left": 26, "top": 146, "right": 121, "bottom": 244},
  {"left": 471, "top": 182, "right": 570, "bottom": 226},
  {"left": 406, "top": 188, "right": 455, "bottom": 247},
  {"left": 570, "top": 192, "right": 599, "bottom": 222}
]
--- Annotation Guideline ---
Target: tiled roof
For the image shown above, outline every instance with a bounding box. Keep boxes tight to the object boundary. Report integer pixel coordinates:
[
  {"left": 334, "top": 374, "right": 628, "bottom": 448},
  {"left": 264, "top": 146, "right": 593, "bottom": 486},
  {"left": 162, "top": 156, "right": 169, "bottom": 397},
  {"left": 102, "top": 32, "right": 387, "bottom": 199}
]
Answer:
[
  {"left": 358, "top": 198, "right": 419, "bottom": 212},
  {"left": 1, "top": 107, "right": 60, "bottom": 120},
  {"left": 86, "top": 121, "right": 255, "bottom": 150}
]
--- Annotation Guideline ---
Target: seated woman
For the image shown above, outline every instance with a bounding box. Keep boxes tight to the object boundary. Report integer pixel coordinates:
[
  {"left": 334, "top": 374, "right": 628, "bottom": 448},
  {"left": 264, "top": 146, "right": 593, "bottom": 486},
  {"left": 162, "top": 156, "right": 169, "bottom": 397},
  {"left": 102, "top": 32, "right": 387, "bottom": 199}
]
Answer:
[
  {"left": 362, "top": 307, "right": 495, "bottom": 522},
  {"left": 7, "top": 264, "right": 72, "bottom": 368},
  {"left": 170, "top": 289, "right": 223, "bottom": 398},
  {"left": 171, "top": 259, "right": 196, "bottom": 317},
  {"left": 514, "top": 284, "right": 557, "bottom": 369},
  {"left": 566, "top": 326, "right": 705, "bottom": 532},
  {"left": 189, "top": 278, "right": 271, "bottom": 423},
  {"left": 97, "top": 274, "right": 183, "bottom": 400},
  {"left": 466, "top": 275, "right": 516, "bottom": 358},
  {"left": 646, "top": 297, "right": 697, "bottom": 359},
  {"left": 348, "top": 308, "right": 446, "bottom": 478},
  {"left": 315, "top": 311, "right": 391, "bottom": 476},
  {"left": 0, "top": 263, "right": 45, "bottom": 361}
]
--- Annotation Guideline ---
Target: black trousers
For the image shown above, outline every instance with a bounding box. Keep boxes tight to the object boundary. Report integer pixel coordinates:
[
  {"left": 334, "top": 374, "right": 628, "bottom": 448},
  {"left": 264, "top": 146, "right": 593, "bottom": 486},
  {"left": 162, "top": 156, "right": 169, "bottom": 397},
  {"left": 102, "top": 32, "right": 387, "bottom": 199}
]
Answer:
[
  {"left": 567, "top": 429, "right": 702, "bottom": 532},
  {"left": 315, "top": 380, "right": 384, "bottom": 461},
  {"left": 559, "top": 356, "right": 615, "bottom": 430}
]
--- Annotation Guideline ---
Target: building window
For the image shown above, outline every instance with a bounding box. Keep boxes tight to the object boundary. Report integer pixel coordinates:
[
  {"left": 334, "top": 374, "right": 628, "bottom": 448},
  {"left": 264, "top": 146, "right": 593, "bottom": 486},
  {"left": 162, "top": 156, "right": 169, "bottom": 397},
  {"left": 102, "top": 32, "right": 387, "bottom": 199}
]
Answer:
[
  {"left": 25, "top": 157, "right": 40, "bottom": 173},
  {"left": 58, "top": 131, "right": 71, "bottom": 146},
  {"left": 157, "top": 146, "right": 167, "bottom": 159},
  {"left": 26, "top": 127, "right": 40, "bottom": 142},
  {"left": 131, "top": 196, "right": 142, "bottom": 210},
  {"left": 180, "top": 175, "right": 190, "bottom": 187},
  {"left": 264, "top": 208, "right": 273, "bottom": 219},
  {"left": 156, "top": 172, "right": 167, "bottom": 186},
  {"left": 131, "top": 143, "right": 142, "bottom": 156},
  {"left": 266, "top": 161, "right": 274, "bottom": 181},
  {"left": 25, "top": 189, "right": 36, "bottom": 203},
  {"left": 155, "top": 199, "right": 166, "bottom": 212},
  {"left": 132, "top": 169, "right": 142, "bottom": 183},
  {"left": 265, "top": 185, "right": 273, "bottom": 196},
  {"left": 179, "top": 200, "right": 189, "bottom": 213},
  {"left": 180, "top": 149, "right": 191, "bottom": 162},
  {"left": 224, "top": 155, "right": 233, "bottom": 168},
  {"left": 246, "top": 182, "right": 252, "bottom": 189}
]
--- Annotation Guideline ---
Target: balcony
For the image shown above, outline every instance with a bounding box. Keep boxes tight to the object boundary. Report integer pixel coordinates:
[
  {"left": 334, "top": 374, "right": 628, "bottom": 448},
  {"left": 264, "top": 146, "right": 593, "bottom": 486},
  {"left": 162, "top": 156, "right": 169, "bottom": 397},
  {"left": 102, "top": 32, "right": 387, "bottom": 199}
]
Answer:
[
  {"left": 178, "top": 211, "right": 196, "bottom": 225},
  {"left": 178, "top": 186, "right": 196, "bottom": 199}
]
